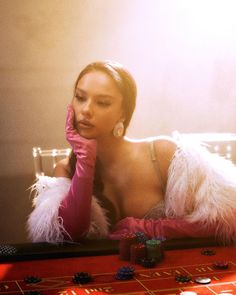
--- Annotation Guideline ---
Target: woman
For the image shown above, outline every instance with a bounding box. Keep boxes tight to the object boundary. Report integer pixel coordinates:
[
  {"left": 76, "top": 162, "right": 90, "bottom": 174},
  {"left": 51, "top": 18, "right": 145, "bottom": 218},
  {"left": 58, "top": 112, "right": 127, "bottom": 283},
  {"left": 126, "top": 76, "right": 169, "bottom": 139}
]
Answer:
[{"left": 27, "top": 61, "right": 236, "bottom": 245}]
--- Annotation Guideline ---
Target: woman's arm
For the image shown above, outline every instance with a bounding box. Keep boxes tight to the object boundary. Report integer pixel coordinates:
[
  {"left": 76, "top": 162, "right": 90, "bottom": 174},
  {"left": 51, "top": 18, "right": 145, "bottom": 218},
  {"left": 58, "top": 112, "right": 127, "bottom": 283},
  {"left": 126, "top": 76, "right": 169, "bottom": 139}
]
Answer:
[
  {"left": 27, "top": 106, "right": 108, "bottom": 243},
  {"left": 164, "top": 140, "right": 236, "bottom": 245},
  {"left": 27, "top": 176, "right": 72, "bottom": 243},
  {"left": 27, "top": 152, "right": 108, "bottom": 243},
  {"left": 109, "top": 216, "right": 216, "bottom": 240},
  {"left": 57, "top": 105, "right": 97, "bottom": 241},
  {"left": 109, "top": 139, "right": 236, "bottom": 245},
  {"left": 152, "top": 137, "right": 177, "bottom": 190},
  {"left": 53, "top": 158, "right": 71, "bottom": 178}
]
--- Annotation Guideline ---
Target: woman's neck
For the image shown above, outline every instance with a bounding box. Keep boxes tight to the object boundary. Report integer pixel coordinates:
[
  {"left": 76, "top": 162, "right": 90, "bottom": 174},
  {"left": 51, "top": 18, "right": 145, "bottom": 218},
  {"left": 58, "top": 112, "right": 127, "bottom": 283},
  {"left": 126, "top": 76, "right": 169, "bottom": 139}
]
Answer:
[{"left": 96, "top": 136, "right": 130, "bottom": 168}]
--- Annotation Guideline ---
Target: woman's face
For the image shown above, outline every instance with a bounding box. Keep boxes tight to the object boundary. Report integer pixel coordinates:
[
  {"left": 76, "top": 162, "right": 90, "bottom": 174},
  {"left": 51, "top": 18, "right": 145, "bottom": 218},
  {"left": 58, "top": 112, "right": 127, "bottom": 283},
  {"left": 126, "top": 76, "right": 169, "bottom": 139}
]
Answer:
[{"left": 72, "top": 70, "right": 125, "bottom": 139}]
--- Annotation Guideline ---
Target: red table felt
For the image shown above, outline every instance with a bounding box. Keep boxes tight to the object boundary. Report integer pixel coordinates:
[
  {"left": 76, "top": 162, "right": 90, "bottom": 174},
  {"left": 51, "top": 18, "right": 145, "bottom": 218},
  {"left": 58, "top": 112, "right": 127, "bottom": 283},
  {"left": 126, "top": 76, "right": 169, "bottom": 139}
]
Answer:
[{"left": 0, "top": 246, "right": 235, "bottom": 295}]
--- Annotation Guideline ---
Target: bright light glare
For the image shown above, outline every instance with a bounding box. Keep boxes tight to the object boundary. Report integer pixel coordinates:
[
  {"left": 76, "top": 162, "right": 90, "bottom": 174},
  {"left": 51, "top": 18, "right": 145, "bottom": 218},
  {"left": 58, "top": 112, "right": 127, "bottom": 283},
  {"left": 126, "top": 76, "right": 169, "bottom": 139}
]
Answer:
[{"left": 174, "top": 0, "right": 236, "bottom": 55}]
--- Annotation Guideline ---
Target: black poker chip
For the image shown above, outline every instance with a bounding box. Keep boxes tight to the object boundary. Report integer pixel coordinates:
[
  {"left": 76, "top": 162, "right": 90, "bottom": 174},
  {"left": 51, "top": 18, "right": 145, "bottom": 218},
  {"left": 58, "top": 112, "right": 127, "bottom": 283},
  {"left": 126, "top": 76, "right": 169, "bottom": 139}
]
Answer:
[
  {"left": 201, "top": 249, "right": 216, "bottom": 256},
  {"left": 24, "top": 291, "right": 43, "bottom": 295},
  {"left": 115, "top": 266, "right": 135, "bottom": 280},
  {"left": 175, "top": 274, "right": 192, "bottom": 283},
  {"left": 139, "top": 257, "right": 156, "bottom": 268},
  {"left": 213, "top": 261, "right": 229, "bottom": 270},
  {"left": 24, "top": 276, "right": 42, "bottom": 284},
  {"left": 73, "top": 272, "right": 92, "bottom": 284}
]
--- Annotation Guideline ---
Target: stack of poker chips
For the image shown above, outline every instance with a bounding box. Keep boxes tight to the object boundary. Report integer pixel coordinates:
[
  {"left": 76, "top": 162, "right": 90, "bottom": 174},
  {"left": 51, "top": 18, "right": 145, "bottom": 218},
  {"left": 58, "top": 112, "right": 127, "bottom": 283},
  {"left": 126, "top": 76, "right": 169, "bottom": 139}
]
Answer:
[
  {"left": 119, "top": 233, "right": 138, "bottom": 260},
  {"left": 145, "top": 239, "right": 164, "bottom": 262},
  {"left": 119, "top": 232, "right": 165, "bottom": 267},
  {"left": 130, "top": 243, "right": 146, "bottom": 264}
]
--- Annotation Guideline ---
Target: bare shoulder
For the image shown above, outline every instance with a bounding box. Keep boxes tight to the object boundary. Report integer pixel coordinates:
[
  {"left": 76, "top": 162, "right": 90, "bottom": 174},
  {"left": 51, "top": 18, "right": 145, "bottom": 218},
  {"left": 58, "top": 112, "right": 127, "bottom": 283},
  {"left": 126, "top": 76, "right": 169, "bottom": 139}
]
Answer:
[
  {"left": 151, "top": 136, "right": 177, "bottom": 186},
  {"left": 53, "top": 157, "right": 71, "bottom": 178},
  {"left": 153, "top": 135, "right": 177, "bottom": 161}
]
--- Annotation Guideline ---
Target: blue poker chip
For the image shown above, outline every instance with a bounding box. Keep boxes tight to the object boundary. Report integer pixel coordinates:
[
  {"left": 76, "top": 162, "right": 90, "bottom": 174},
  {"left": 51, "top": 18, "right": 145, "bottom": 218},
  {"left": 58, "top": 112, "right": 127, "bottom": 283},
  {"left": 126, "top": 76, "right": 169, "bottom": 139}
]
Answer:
[
  {"left": 115, "top": 266, "right": 135, "bottom": 280},
  {"left": 135, "top": 232, "right": 149, "bottom": 244}
]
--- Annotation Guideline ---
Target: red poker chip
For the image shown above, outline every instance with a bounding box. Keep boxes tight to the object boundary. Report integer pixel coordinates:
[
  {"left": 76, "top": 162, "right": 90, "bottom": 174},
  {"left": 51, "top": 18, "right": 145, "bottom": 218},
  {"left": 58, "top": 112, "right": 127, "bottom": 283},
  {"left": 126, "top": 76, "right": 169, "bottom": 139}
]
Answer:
[
  {"left": 130, "top": 243, "right": 146, "bottom": 264},
  {"left": 213, "top": 261, "right": 229, "bottom": 270},
  {"left": 119, "top": 233, "right": 137, "bottom": 261},
  {"left": 121, "top": 233, "right": 137, "bottom": 239}
]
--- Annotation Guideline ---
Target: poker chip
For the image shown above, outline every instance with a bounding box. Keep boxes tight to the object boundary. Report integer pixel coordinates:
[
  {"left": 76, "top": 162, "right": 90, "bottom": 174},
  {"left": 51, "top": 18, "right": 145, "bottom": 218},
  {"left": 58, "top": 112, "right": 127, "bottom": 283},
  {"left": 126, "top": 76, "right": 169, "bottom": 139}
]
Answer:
[
  {"left": 135, "top": 232, "right": 149, "bottom": 244},
  {"left": 73, "top": 272, "right": 92, "bottom": 284},
  {"left": 153, "top": 236, "right": 166, "bottom": 242},
  {"left": 139, "top": 257, "right": 156, "bottom": 268},
  {"left": 24, "top": 291, "right": 43, "bottom": 295},
  {"left": 115, "top": 266, "right": 135, "bottom": 280},
  {"left": 213, "top": 261, "right": 229, "bottom": 269},
  {"left": 153, "top": 237, "right": 165, "bottom": 258},
  {"left": 195, "top": 276, "right": 211, "bottom": 284},
  {"left": 175, "top": 274, "right": 192, "bottom": 283},
  {"left": 180, "top": 292, "right": 197, "bottom": 295},
  {"left": 201, "top": 248, "right": 216, "bottom": 256},
  {"left": 146, "top": 239, "right": 163, "bottom": 261},
  {"left": 130, "top": 243, "right": 146, "bottom": 264},
  {"left": 119, "top": 233, "right": 137, "bottom": 261},
  {"left": 24, "top": 276, "right": 42, "bottom": 284},
  {"left": 0, "top": 245, "right": 17, "bottom": 256}
]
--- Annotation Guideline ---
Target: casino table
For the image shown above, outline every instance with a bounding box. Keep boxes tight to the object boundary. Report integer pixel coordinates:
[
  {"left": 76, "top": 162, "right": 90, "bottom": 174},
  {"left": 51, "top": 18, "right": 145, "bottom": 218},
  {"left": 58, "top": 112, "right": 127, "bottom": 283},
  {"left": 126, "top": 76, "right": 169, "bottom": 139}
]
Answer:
[{"left": 0, "top": 238, "right": 235, "bottom": 295}]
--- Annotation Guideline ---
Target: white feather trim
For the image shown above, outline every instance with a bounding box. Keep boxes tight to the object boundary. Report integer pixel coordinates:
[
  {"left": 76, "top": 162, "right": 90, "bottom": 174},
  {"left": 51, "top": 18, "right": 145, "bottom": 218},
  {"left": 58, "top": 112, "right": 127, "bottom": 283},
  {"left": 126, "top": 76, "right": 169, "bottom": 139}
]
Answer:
[
  {"left": 165, "top": 141, "right": 236, "bottom": 245},
  {"left": 27, "top": 176, "right": 110, "bottom": 243}
]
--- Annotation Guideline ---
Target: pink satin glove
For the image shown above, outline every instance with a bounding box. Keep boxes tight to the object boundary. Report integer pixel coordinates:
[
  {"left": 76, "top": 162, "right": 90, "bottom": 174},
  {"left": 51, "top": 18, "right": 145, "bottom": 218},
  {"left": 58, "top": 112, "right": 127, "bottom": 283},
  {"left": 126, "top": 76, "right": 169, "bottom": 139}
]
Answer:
[
  {"left": 65, "top": 104, "right": 97, "bottom": 169},
  {"left": 58, "top": 105, "right": 97, "bottom": 241},
  {"left": 109, "top": 217, "right": 216, "bottom": 240}
]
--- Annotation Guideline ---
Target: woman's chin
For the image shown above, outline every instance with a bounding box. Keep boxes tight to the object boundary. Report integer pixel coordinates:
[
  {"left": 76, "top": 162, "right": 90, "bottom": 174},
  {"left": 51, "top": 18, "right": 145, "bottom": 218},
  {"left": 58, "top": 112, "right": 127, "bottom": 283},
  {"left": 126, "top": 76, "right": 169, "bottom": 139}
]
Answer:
[{"left": 78, "top": 130, "right": 96, "bottom": 140}]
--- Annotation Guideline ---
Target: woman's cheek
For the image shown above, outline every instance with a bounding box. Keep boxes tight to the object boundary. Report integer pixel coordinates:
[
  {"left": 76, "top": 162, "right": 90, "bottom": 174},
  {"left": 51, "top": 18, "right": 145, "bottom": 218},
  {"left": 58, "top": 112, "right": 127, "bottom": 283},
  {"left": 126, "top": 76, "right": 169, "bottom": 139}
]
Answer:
[{"left": 71, "top": 97, "right": 77, "bottom": 108}]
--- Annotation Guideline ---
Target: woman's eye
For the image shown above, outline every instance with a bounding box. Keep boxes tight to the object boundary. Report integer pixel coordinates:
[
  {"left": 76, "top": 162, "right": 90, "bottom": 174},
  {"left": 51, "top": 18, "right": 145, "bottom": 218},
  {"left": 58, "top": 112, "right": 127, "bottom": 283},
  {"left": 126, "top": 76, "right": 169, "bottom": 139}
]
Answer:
[
  {"left": 75, "top": 94, "right": 86, "bottom": 102},
  {"left": 97, "top": 100, "right": 111, "bottom": 107}
]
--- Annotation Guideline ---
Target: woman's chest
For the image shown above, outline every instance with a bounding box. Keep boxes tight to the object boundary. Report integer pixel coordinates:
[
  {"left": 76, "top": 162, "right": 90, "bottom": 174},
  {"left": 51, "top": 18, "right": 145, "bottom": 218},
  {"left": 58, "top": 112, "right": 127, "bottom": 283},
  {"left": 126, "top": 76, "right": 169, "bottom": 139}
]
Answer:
[{"left": 102, "top": 159, "right": 164, "bottom": 220}]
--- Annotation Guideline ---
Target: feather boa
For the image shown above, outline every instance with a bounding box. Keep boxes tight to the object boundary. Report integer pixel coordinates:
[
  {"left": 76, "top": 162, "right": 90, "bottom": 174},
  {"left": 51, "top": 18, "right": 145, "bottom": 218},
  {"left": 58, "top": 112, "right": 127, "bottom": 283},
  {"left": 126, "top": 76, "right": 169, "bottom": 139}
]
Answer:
[
  {"left": 27, "top": 141, "right": 236, "bottom": 245},
  {"left": 27, "top": 176, "right": 110, "bottom": 243},
  {"left": 165, "top": 140, "right": 236, "bottom": 245}
]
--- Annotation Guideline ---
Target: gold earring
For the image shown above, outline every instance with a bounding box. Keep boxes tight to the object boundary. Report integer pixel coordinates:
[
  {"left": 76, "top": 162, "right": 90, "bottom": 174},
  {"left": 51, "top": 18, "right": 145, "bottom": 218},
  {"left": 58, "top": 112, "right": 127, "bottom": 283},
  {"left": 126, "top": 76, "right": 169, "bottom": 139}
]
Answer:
[{"left": 113, "top": 122, "right": 124, "bottom": 138}]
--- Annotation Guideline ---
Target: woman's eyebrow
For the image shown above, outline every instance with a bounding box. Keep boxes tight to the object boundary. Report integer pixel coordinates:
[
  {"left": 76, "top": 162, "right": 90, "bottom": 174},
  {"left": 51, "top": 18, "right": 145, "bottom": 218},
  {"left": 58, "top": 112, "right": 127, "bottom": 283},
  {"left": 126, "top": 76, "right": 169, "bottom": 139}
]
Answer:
[
  {"left": 95, "top": 94, "right": 115, "bottom": 100},
  {"left": 75, "top": 88, "right": 115, "bottom": 99},
  {"left": 75, "top": 88, "right": 87, "bottom": 95}
]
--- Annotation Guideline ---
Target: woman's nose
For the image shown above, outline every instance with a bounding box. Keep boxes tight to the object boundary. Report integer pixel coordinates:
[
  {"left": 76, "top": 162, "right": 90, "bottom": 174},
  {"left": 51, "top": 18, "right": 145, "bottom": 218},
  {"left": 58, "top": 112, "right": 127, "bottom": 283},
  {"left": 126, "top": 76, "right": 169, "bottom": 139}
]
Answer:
[{"left": 81, "top": 99, "right": 93, "bottom": 116}]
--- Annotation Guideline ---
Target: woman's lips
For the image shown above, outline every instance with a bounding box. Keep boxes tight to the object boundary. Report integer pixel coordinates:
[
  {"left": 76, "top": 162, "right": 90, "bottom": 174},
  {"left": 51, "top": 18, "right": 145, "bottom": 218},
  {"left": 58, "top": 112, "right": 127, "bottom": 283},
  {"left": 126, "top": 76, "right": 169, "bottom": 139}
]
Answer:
[{"left": 77, "top": 120, "right": 94, "bottom": 129}]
